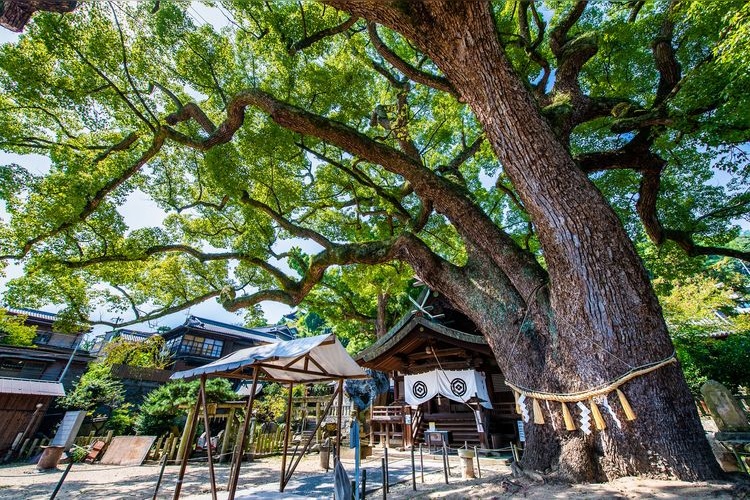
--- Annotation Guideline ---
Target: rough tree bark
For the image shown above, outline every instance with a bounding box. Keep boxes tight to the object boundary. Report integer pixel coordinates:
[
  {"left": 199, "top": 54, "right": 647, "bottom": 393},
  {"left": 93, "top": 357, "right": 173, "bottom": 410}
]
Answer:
[
  {"left": 0, "top": 0, "right": 77, "bottom": 32},
  {"left": 325, "top": 0, "right": 720, "bottom": 481}
]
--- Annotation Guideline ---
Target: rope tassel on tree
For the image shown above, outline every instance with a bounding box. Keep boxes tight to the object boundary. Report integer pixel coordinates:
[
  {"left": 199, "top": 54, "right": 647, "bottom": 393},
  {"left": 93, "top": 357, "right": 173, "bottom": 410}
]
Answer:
[{"left": 506, "top": 353, "right": 676, "bottom": 432}]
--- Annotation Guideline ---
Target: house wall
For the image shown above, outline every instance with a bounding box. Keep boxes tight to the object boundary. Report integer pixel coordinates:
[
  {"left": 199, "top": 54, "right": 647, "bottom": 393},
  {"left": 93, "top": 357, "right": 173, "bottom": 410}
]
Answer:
[{"left": 0, "top": 393, "right": 53, "bottom": 456}]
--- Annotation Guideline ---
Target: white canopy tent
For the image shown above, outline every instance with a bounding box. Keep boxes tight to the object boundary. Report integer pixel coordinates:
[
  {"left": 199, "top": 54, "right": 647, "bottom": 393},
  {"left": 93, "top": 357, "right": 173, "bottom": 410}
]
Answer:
[
  {"left": 168, "top": 333, "right": 367, "bottom": 500},
  {"left": 170, "top": 333, "right": 366, "bottom": 384}
]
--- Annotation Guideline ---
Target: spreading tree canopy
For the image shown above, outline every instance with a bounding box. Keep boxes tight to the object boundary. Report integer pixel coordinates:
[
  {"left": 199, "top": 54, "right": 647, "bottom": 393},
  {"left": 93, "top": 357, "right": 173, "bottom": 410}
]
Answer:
[{"left": 1, "top": 0, "right": 749, "bottom": 482}]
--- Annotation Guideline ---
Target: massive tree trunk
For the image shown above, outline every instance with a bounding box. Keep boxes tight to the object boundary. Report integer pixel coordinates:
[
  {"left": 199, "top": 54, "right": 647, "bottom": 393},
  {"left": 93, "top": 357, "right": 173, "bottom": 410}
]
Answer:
[{"left": 330, "top": 0, "right": 720, "bottom": 481}]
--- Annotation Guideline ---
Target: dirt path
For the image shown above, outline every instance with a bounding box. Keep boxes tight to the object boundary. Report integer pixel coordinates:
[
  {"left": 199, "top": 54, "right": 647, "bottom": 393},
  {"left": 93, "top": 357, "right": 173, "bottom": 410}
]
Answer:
[{"left": 0, "top": 451, "right": 742, "bottom": 499}]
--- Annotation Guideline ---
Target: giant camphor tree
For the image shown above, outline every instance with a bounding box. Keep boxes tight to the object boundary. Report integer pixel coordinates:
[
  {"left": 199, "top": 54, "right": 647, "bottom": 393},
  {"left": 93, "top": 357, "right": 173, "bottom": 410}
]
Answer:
[{"left": 1, "top": 0, "right": 749, "bottom": 482}]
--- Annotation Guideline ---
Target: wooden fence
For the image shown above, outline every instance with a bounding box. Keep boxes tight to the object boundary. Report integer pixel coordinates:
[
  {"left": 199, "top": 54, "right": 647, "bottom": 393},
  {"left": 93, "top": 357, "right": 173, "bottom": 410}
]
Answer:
[
  {"left": 146, "top": 424, "right": 288, "bottom": 463},
  {"left": 12, "top": 430, "right": 115, "bottom": 461}
]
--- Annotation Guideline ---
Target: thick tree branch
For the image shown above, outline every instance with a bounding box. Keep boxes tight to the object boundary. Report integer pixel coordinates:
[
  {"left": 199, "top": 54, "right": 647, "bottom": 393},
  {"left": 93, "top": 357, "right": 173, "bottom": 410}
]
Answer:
[
  {"left": 89, "top": 289, "right": 224, "bottom": 328},
  {"left": 0, "top": 0, "right": 77, "bottom": 32},
  {"left": 367, "top": 22, "right": 457, "bottom": 97},
  {"left": 636, "top": 162, "right": 750, "bottom": 261},
  {"left": 164, "top": 90, "right": 546, "bottom": 296},
  {"left": 663, "top": 230, "right": 750, "bottom": 262},
  {"left": 288, "top": 15, "right": 359, "bottom": 55},
  {"left": 165, "top": 102, "right": 217, "bottom": 134},
  {"left": 576, "top": 132, "right": 657, "bottom": 173},
  {"left": 652, "top": 0, "right": 681, "bottom": 108}
]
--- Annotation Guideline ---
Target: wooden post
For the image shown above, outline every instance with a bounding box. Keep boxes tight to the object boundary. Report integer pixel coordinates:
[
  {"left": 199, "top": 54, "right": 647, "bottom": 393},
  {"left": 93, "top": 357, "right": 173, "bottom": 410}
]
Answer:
[
  {"left": 381, "top": 458, "right": 387, "bottom": 499},
  {"left": 227, "top": 367, "right": 259, "bottom": 500},
  {"left": 173, "top": 389, "right": 202, "bottom": 500},
  {"left": 220, "top": 407, "right": 236, "bottom": 462},
  {"left": 442, "top": 442, "right": 449, "bottom": 484},
  {"left": 279, "top": 382, "right": 295, "bottom": 492},
  {"left": 316, "top": 401, "right": 322, "bottom": 443},
  {"left": 475, "top": 407, "right": 488, "bottom": 449},
  {"left": 361, "top": 467, "right": 367, "bottom": 500},
  {"left": 369, "top": 405, "right": 375, "bottom": 447},
  {"left": 403, "top": 405, "right": 413, "bottom": 449},
  {"left": 383, "top": 446, "right": 389, "bottom": 493},
  {"left": 199, "top": 376, "right": 218, "bottom": 500},
  {"left": 336, "top": 378, "right": 344, "bottom": 459},
  {"left": 176, "top": 406, "right": 197, "bottom": 465}
]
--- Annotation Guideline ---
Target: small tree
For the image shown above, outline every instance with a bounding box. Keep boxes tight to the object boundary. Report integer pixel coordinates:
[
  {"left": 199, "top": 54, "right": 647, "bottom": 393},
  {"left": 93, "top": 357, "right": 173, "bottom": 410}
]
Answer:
[
  {"left": 135, "top": 379, "right": 237, "bottom": 436},
  {"left": 0, "top": 308, "right": 37, "bottom": 346}
]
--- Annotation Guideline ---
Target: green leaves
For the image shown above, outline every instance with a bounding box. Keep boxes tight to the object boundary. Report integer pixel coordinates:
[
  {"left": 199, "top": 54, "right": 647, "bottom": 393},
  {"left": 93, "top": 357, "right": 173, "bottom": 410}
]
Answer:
[{"left": 0, "top": 308, "right": 37, "bottom": 346}]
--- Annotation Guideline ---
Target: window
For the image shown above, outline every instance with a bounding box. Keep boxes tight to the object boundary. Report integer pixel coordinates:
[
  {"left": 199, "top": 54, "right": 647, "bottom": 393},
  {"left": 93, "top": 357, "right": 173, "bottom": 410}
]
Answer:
[
  {"left": 179, "top": 335, "right": 223, "bottom": 358},
  {"left": 0, "top": 358, "right": 47, "bottom": 378},
  {"left": 34, "top": 332, "right": 52, "bottom": 345},
  {"left": 164, "top": 336, "right": 183, "bottom": 353}
]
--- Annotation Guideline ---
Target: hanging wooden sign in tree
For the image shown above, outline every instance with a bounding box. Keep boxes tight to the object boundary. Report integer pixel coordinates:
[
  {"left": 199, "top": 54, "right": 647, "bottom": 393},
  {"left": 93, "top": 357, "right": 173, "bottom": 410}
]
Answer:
[{"left": 1, "top": 0, "right": 748, "bottom": 482}]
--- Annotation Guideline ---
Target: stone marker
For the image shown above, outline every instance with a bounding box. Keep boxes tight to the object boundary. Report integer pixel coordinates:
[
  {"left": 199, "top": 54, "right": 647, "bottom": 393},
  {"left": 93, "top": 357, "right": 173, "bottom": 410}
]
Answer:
[{"left": 700, "top": 380, "right": 749, "bottom": 432}]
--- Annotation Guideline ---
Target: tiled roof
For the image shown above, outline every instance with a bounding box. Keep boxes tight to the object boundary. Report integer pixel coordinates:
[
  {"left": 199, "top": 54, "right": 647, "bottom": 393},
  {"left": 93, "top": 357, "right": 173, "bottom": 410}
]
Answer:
[
  {"left": 180, "top": 316, "right": 295, "bottom": 342},
  {"left": 4, "top": 307, "right": 59, "bottom": 321},
  {"left": 0, "top": 376, "right": 65, "bottom": 396}
]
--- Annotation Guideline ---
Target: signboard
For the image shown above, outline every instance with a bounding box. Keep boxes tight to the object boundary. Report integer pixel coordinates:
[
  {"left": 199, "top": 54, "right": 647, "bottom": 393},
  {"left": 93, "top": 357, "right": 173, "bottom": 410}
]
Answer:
[
  {"left": 100, "top": 436, "right": 156, "bottom": 465},
  {"left": 517, "top": 420, "right": 526, "bottom": 442},
  {"left": 49, "top": 411, "right": 86, "bottom": 449},
  {"left": 404, "top": 414, "right": 412, "bottom": 425}
]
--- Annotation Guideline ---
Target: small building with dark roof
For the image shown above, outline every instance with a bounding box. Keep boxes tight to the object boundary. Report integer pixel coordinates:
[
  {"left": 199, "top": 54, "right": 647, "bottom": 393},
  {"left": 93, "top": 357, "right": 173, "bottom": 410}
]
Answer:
[
  {"left": 356, "top": 290, "right": 518, "bottom": 450},
  {"left": 0, "top": 308, "right": 94, "bottom": 458},
  {"left": 160, "top": 316, "right": 297, "bottom": 371}
]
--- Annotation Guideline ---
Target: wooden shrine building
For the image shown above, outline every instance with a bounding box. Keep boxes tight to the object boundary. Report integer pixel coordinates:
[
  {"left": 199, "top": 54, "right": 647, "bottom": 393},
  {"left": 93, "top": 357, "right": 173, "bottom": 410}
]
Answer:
[{"left": 356, "top": 290, "right": 518, "bottom": 450}]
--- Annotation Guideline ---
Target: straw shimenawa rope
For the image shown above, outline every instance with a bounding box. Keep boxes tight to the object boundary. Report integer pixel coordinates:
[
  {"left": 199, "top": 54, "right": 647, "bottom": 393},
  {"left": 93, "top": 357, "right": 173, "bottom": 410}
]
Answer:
[{"left": 504, "top": 353, "right": 677, "bottom": 403}]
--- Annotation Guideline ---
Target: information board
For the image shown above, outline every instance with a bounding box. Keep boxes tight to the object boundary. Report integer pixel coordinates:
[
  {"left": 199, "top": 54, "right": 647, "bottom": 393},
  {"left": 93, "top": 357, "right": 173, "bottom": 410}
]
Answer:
[{"left": 49, "top": 411, "right": 86, "bottom": 449}]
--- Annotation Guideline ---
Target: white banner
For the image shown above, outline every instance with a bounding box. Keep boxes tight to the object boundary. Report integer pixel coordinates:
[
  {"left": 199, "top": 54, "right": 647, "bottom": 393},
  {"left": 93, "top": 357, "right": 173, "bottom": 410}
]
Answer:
[
  {"left": 404, "top": 370, "right": 439, "bottom": 406},
  {"left": 404, "top": 369, "right": 492, "bottom": 409}
]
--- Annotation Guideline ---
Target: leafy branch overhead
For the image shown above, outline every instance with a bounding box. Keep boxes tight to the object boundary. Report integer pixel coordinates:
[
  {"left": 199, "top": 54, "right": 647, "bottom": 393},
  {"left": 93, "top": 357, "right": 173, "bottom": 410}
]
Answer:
[{"left": 0, "top": 0, "right": 747, "bottom": 330}]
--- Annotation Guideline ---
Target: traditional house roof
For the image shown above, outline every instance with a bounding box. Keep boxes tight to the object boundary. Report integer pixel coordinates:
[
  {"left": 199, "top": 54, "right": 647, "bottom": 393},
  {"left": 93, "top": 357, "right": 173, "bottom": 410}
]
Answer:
[
  {"left": 166, "top": 315, "right": 297, "bottom": 343},
  {"left": 4, "top": 307, "right": 92, "bottom": 333},
  {"left": 357, "top": 312, "right": 491, "bottom": 374},
  {"left": 0, "top": 376, "right": 65, "bottom": 397}
]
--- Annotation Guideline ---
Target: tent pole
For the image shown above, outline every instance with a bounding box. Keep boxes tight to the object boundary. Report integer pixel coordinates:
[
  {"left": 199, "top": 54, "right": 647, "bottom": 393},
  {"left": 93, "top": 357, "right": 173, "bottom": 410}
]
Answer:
[
  {"left": 173, "top": 385, "right": 202, "bottom": 500},
  {"left": 227, "top": 367, "right": 259, "bottom": 500},
  {"left": 284, "top": 384, "right": 340, "bottom": 485},
  {"left": 336, "top": 378, "right": 344, "bottom": 459},
  {"left": 199, "top": 375, "right": 218, "bottom": 500},
  {"left": 280, "top": 381, "right": 295, "bottom": 492}
]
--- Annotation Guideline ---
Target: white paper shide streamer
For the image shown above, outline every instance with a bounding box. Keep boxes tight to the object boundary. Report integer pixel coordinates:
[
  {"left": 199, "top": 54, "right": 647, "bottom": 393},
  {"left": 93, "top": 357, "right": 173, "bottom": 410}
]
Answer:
[
  {"left": 518, "top": 394, "right": 530, "bottom": 423},
  {"left": 600, "top": 396, "right": 622, "bottom": 429},
  {"left": 576, "top": 401, "right": 592, "bottom": 435}
]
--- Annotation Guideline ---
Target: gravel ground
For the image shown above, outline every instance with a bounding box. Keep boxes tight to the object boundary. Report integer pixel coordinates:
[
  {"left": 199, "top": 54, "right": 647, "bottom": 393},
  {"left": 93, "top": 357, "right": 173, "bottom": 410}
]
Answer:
[{"left": 0, "top": 449, "right": 743, "bottom": 499}]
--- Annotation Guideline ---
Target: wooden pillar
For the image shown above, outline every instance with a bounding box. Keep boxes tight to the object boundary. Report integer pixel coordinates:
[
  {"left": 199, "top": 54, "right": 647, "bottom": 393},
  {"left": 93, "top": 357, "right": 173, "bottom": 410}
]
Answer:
[
  {"left": 393, "top": 372, "right": 400, "bottom": 401},
  {"left": 336, "top": 379, "right": 344, "bottom": 459},
  {"left": 173, "top": 388, "right": 202, "bottom": 500},
  {"left": 280, "top": 382, "right": 295, "bottom": 493},
  {"left": 227, "top": 367, "right": 259, "bottom": 500},
  {"left": 315, "top": 401, "right": 322, "bottom": 444},
  {"left": 220, "top": 407, "right": 236, "bottom": 463},
  {"left": 199, "top": 376, "right": 217, "bottom": 500},
  {"left": 475, "top": 406, "right": 488, "bottom": 450},
  {"left": 403, "top": 405, "right": 413, "bottom": 448}
]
